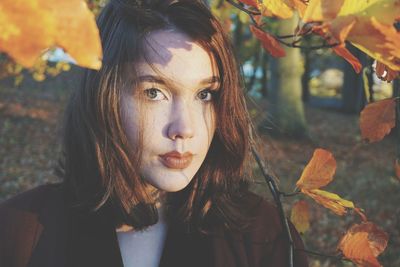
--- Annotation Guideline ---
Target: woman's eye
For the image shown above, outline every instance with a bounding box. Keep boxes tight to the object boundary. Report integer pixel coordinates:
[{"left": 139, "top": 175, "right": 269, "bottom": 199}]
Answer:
[
  {"left": 144, "top": 88, "right": 166, "bottom": 101},
  {"left": 197, "top": 89, "right": 215, "bottom": 101}
]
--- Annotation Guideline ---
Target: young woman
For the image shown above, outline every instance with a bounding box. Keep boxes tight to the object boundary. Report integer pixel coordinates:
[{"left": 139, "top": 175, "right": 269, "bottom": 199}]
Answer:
[{"left": 0, "top": 0, "right": 308, "bottom": 266}]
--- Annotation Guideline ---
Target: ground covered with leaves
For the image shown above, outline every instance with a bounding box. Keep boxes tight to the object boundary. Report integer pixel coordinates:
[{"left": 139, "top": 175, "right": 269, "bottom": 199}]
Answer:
[{"left": 0, "top": 73, "right": 398, "bottom": 266}]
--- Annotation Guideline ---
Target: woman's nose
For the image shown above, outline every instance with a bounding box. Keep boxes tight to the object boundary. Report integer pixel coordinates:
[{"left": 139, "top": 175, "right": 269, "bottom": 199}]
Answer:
[{"left": 167, "top": 101, "right": 195, "bottom": 140}]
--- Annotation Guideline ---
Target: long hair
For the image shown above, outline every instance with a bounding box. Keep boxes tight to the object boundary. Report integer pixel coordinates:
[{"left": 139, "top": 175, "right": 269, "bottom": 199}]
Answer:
[{"left": 59, "top": 0, "right": 255, "bottom": 231}]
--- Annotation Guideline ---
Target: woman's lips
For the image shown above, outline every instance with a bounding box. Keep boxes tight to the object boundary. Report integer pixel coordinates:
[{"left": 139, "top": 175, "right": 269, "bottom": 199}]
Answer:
[{"left": 159, "top": 151, "right": 193, "bottom": 169}]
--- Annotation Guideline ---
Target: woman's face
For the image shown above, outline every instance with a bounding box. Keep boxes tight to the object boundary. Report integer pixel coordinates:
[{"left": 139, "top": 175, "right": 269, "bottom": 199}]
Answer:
[{"left": 121, "top": 30, "right": 220, "bottom": 193}]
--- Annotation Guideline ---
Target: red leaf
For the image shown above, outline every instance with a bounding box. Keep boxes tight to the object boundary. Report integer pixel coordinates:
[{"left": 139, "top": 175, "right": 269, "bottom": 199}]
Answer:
[
  {"left": 375, "top": 61, "right": 399, "bottom": 82},
  {"left": 332, "top": 44, "right": 362, "bottom": 73},
  {"left": 250, "top": 25, "right": 286, "bottom": 57},
  {"left": 238, "top": 0, "right": 259, "bottom": 9},
  {"left": 360, "top": 98, "right": 396, "bottom": 143}
]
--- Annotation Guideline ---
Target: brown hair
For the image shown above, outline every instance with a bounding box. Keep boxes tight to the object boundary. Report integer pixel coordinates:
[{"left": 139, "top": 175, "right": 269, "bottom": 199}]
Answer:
[{"left": 60, "top": 0, "right": 254, "bottom": 231}]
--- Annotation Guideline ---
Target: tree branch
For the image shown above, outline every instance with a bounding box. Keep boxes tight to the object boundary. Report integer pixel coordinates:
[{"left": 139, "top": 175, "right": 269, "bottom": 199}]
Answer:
[
  {"left": 295, "top": 248, "right": 350, "bottom": 262},
  {"left": 251, "top": 145, "right": 294, "bottom": 267}
]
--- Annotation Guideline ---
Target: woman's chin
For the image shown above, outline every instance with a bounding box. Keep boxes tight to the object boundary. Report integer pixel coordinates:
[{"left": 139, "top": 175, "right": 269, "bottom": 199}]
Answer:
[{"left": 146, "top": 173, "right": 193, "bottom": 193}]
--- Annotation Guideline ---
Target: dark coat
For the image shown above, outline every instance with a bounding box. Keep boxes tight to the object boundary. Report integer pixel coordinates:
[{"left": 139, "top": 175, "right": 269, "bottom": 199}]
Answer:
[{"left": 0, "top": 183, "right": 308, "bottom": 267}]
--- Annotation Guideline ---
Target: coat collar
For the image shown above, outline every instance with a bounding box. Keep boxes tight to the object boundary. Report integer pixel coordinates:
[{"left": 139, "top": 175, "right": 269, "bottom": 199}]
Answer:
[{"left": 27, "top": 185, "right": 214, "bottom": 267}]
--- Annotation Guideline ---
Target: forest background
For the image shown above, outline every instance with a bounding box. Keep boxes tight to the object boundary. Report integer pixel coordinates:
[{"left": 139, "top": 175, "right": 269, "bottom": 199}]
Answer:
[{"left": 0, "top": 0, "right": 399, "bottom": 266}]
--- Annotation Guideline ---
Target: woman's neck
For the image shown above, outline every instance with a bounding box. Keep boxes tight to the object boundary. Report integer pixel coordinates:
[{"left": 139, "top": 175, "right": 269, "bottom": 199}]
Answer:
[{"left": 116, "top": 190, "right": 167, "bottom": 233}]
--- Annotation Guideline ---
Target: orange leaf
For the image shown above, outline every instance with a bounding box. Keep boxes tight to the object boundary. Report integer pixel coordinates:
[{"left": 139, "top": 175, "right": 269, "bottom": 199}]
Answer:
[
  {"left": 0, "top": 0, "right": 55, "bottom": 67},
  {"left": 0, "top": 0, "right": 102, "bottom": 69},
  {"left": 375, "top": 61, "right": 400, "bottom": 82},
  {"left": 338, "top": 222, "right": 388, "bottom": 267},
  {"left": 42, "top": 0, "right": 102, "bottom": 70},
  {"left": 332, "top": 44, "right": 362, "bottom": 73},
  {"left": 249, "top": 25, "right": 286, "bottom": 57},
  {"left": 311, "top": 17, "right": 362, "bottom": 73},
  {"left": 290, "top": 200, "right": 310, "bottom": 234},
  {"left": 238, "top": 0, "right": 259, "bottom": 9},
  {"left": 303, "top": 189, "right": 354, "bottom": 216},
  {"left": 296, "top": 148, "right": 336, "bottom": 190},
  {"left": 360, "top": 98, "right": 396, "bottom": 143}
]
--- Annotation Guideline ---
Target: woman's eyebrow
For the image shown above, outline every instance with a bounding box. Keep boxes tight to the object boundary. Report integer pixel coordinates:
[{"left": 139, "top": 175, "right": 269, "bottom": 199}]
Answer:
[{"left": 137, "top": 75, "right": 221, "bottom": 85}]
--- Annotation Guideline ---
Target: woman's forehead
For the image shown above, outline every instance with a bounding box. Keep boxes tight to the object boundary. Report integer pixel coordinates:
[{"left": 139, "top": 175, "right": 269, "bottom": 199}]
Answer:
[{"left": 137, "top": 30, "right": 219, "bottom": 86}]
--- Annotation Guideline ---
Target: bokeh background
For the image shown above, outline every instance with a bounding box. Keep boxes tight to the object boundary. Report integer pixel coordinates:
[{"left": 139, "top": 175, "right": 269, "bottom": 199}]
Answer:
[{"left": 1, "top": 1, "right": 399, "bottom": 266}]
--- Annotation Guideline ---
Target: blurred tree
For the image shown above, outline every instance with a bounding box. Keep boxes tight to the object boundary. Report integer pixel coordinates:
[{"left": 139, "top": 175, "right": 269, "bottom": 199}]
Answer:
[
  {"left": 301, "top": 49, "right": 311, "bottom": 103},
  {"left": 341, "top": 44, "right": 368, "bottom": 113},
  {"left": 260, "top": 52, "right": 269, "bottom": 97},
  {"left": 261, "top": 15, "right": 308, "bottom": 137}
]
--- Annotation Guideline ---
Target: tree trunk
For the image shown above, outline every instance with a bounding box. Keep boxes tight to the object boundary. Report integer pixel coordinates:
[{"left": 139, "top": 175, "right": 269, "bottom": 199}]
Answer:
[
  {"left": 247, "top": 47, "right": 261, "bottom": 93},
  {"left": 261, "top": 52, "right": 268, "bottom": 97},
  {"left": 394, "top": 78, "right": 400, "bottom": 176},
  {"left": 341, "top": 44, "right": 367, "bottom": 113},
  {"left": 302, "top": 49, "right": 311, "bottom": 103},
  {"left": 261, "top": 15, "right": 308, "bottom": 137}
]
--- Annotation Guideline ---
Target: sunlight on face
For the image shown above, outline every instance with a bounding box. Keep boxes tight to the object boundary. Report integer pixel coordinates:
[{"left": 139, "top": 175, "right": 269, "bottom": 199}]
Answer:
[{"left": 121, "top": 29, "right": 220, "bottom": 192}]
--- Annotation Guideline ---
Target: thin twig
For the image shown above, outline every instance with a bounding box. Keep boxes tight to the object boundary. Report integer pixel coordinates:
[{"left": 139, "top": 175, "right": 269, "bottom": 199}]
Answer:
[
  {"left": 225, "top": 0, "right": 261, "bottom": 15},
  {"left": 295, "top": 248, "right": 349, "bottom": 261},
  {"left": 251, "top": 145, "right": 294, "bottom": 267},
  {"left": 226, "top": 0, "right": 340, "bottom": 50},
  {"left": 279, "top": 190, "right": 301, "bottom": 197}
]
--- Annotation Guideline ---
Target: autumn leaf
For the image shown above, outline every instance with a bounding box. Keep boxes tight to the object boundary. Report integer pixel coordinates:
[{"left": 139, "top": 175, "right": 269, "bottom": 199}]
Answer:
[
  {"left": 311, "top": 16, "right": 363, "bottom": 73},
  {"left": 297, "top": 149, "right": 366, "bottom": 218},
  {"left": 303, "top": 189, "right": 355, "bottom": 216},
  {"left": 360, "top": 98, "right": 396, "bottom": 143},
  {"left": 302, "top": 0, "right": 400, "bottom": 72},
  {"left": 250, "top": 25, "right": 286, "bottom": 57},
  {"left": 375, "top": 61, "right": 399, "bottom": 82},
  {"left": 238, "top": 0, "right": 259, "bottom": 9},
  {"left": 40, "top": 0, "right": 102, "bottom": 70},
  {"left": 296, "top": 148, "right": 336, "bottom": 190},
  {"left": 291, "top": 200, "right": 310, "bottom": 234},
  {"left": 260, "top": 0, "right": 294, "bottom": 19},
  {"left": 0, "top": 0, "right": 102, "bottom": 69},
  {"left": 338, "top": 222, "right": 388, "bottom": 267},
  {"left": 286, "top": 0, "right": 308, "bottom": 18}
]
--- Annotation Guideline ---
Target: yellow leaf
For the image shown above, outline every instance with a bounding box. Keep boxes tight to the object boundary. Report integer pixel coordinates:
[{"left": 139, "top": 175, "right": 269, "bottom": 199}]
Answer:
[
  {"left": 302, "top": 0, "right": 400, "bottom": 71},
  {"left": 337, "top": 222, "right": 388, "bottom": 267},
  {"left": 303, "top": 0, "right": 387, "bottom": 22},
  {"left": 302, "top": 0, "right": 345, "bottom": 22},
  {"left": 296, "top": 149, "right": 336, "bottom": 190},
  {"left": 0, "top": 0, "right": 102, "bottom": 69},
  {"left": 360, "top": 98, "right": 396, "bottom": 143},
  {"left": 303, "top": 189, "right": 354, "bottom": 216},
  {"left": 339, "top": 0, "right": 398, "bottom": 25},
  {"left": 290, "top": 200, "right": 310, "bottom": 234},
  {"left": 286, "top": 0, "right": 308, "bottom": 18},
  {"left": 260, "top": 0, "right": 294, "bottom": 19},
  {"left": 349, "top": 17, "right": 400, "bottom": 71}
]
